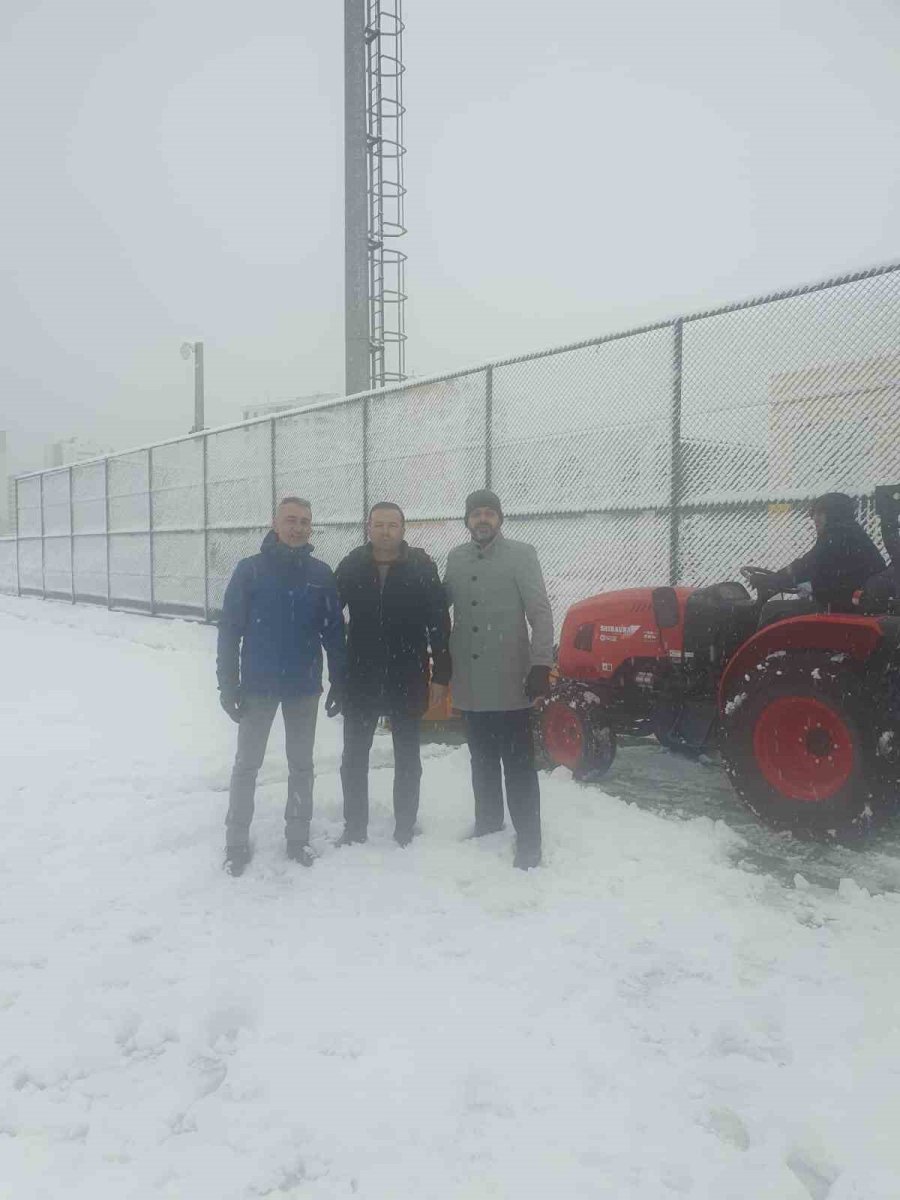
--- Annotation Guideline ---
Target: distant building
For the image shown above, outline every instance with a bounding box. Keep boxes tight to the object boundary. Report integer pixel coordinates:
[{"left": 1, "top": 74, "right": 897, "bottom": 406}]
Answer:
[
  {"left": 769, "top": 352, "right": 900, "bottom": 498},
  {"left": 45, "top": 436, "right": 113, "bottom": 469},
  {"left": 242, "top": 394, "right": 339, "bottom": 422}
]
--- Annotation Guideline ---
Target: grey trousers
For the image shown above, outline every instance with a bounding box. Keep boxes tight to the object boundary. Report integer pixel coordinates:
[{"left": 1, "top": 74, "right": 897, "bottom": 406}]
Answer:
[{"left": 225, "top": 694, "right": 320, "bottom": 849}]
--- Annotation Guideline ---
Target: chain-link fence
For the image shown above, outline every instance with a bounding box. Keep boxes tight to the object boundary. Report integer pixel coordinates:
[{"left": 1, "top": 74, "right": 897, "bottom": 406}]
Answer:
[{"left": 2, "top": 262, "right": 899, "bottom": 628}]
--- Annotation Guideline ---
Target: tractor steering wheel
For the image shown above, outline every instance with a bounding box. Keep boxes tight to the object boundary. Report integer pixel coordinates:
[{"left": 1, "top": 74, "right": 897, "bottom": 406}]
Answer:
[{"left": 740, "top": 566, "right": 799, "bottom": 598}]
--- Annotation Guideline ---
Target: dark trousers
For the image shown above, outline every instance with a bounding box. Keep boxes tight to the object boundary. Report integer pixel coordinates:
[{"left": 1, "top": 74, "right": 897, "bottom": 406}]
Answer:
[
  {"left": 226, "top": 694, "right": 319, "bottom": 849},
  {"left": 464, "top": 709, "right": 541, "bottom": 852},
  {"left": 340, "top": 710, "right": 422, "bottom": 837}
]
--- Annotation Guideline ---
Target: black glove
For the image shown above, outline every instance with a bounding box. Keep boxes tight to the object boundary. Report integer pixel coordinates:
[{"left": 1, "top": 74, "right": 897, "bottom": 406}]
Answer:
[
  {"left": 524, "top": 665, "right": 552, "bottom": 702},
  {"left": 325, "top": 683, "right": 343, "bottom": 718},
  {"left": 219, "top": 689, "right": 242, "bottom": 723}
]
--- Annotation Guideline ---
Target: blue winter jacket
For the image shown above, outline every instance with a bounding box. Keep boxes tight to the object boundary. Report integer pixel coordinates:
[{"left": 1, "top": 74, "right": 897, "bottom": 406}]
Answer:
[{"left": 216, "top": 532, "right": 346, "bottom": 698}]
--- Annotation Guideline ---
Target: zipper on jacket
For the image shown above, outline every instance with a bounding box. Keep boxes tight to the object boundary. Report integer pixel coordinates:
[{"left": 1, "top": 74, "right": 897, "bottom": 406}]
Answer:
[{"left": 377, "top": 559, "right": 391, "bottom": 702}]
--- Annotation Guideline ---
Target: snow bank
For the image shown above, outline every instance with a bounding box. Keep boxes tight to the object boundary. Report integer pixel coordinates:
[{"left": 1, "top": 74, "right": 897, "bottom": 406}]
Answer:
[{"left": 2, "top": 595, "right": 900, "bottom": 1199}]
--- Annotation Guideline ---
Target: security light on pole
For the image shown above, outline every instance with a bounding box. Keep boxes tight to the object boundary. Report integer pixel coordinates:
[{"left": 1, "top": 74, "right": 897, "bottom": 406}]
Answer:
[{"left": 180, "top": 341, "right": 205, "bottom": 433}]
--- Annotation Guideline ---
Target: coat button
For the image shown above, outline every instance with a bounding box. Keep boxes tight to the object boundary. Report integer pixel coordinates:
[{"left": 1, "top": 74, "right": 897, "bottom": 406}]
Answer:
[
  {"left": 473, "top": 653, "right": 479, "bottom": 660},
  {"left": 471, "top": 600, "right": 477, "bottom": 606},
  {"left": 471, "top": 575, "right": 477, "bottom": 581},
  {"left": 472, "top": 626, "right": 478, "bottom": 632}
]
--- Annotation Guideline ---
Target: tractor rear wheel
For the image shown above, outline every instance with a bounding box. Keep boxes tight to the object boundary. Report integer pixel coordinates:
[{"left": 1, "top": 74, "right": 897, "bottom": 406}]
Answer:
[
  {"left": 538, "top": 687, "right": 616, "bottom": 782},
  {"left": 721, "top": 650, "right": 890, "bottom": 840}
]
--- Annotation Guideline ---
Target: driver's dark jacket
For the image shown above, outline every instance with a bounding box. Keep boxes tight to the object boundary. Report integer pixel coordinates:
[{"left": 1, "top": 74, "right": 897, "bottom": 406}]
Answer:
[
  {"left": 335, "top": 542, "right": 451, "bottom": 718},
  {"left": 768, "top": 520, "right": 885, "bottom": 612}
]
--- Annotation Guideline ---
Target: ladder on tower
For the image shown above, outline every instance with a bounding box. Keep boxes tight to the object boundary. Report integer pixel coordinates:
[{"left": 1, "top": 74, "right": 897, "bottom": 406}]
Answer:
[{"left": 365, "top": 0, "right": 407, "bottom": 388}]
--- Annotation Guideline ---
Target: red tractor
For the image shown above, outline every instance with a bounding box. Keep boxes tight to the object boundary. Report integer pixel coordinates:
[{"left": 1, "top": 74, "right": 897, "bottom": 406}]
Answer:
[{"left": 537, "top": 577, "right": 900, "bottom": 840}]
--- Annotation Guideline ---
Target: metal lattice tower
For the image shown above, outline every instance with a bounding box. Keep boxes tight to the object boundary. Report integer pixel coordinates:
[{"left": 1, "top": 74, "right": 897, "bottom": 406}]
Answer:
[{"left": 365, "top": 0, "right": 407, "bottom": 387}]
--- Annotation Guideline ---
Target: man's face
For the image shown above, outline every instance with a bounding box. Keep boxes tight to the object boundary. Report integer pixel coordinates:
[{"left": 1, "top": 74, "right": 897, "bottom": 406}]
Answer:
[
  {"left": 368, "top": 507, "right": 405, "bottom": 556},
  {"left": 812, "top": 508, "right": 826, "bottom": 536},
  {"left": 274, "top": 503, "right": 312, "bottom": 547},
  {"left": 467, "top": 506, "right": 501, "bottom": 545}
]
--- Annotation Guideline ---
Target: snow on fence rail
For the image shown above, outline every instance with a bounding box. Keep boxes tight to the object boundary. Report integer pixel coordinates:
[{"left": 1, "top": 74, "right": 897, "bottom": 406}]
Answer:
[{"left": 4, "top": 261, "right": 900, "bottom": 627}]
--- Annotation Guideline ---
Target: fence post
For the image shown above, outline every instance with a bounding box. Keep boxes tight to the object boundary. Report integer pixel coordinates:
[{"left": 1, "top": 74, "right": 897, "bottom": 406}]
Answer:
[
  {"left": 69, "top": 467, "right": 75, "bottom": 603},
  {"left": 484, "top": 366, "right": 493, "bottom": 489},
  {"left": 668, "top": 319, "right": 683, "bottom": 586},
  {"left": 14, "top": 478, "right": 21, "bottom": 597},
  {"left": 361, "top": 395, "right": 369, "bottom": 541},
  {"left": 39, "top": 473, "right": 46, "bottom": 600},
  {"left": 148, "top": 448, "right": 156, "bottom": 616},
  {"left": 105, "top": 458, "right": 112, "bottom": 611},
  {"left": 202, "top": 434, "right": 210, "bottom": 623}
]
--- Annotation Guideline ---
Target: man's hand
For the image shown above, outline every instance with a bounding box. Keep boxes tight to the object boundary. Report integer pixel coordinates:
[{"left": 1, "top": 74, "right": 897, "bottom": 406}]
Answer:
[
  {"left": 219, "top": 690, "right": 242, "bottom": 723},
  {"left": 429, "top": 682, "right": 448, "bottom": 710},
  {"left": 524, "top": 666, "right": 552, "bottom": 703},
  {"left": 325, "top": 683, "right": 343, "bottom": 718}
]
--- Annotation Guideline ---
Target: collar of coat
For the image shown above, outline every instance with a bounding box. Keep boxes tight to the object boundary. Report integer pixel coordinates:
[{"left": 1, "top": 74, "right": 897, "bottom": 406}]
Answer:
[
  {"left": 364, "top": 539, "right": 411, "bottom": 565},
  {"left": 260, "top": 530, "right": 314, "bottom": 562},
  {"left": 465, "top": 530, "right": 504, "bottom": 557}
]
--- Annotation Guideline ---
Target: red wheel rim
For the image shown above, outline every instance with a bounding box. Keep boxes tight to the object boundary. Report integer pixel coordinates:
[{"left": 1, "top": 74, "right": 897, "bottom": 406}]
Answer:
[
  {"left": 752, "top": 695, "right": 854, "bottom": 802},
  {"left": 542, "top": 701, "right": 584, "bottom": 770}
]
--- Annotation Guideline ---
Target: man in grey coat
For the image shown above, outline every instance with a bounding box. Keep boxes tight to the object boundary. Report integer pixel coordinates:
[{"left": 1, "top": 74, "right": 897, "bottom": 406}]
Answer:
[{"left": 444, "top": 489, "right": 554, "bottom": 869}]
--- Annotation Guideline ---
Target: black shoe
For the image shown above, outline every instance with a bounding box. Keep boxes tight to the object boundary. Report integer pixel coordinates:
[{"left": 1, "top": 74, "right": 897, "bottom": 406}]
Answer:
[
  {"left": 463, "top": 822, "right": 505, "bottom": 841},
  {"left": 513, "top": 844, "right": 542, "bottom": 871},
  {"left": 335, "top": 829, "right": 367, "bottom": 847},
  {"left": 286, "top": 842, "right": 315, "bottom": 867},
  {"left": 224, "top": 846, "right": 251, "bottom": 876},
  {"left": 393, "top": 826, "right": 418, "bottom": 847}
]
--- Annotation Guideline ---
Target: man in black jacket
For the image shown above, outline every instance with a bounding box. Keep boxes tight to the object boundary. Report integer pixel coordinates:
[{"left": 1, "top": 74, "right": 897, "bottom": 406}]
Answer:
[
  {"left": 744, "top": 492, "right": 885, "bottom": 612},
  {"left": 335, "top": 502, "right": 451, "bottom": 846}
]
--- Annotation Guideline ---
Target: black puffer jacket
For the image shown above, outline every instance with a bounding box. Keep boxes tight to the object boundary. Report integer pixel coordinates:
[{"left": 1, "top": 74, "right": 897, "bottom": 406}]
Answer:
[
  {"left": 335, "top": 542, "right": 451, "bottom": 717},
  {"left": 769, "top": 518, "right": 886, "bottom": 612}
]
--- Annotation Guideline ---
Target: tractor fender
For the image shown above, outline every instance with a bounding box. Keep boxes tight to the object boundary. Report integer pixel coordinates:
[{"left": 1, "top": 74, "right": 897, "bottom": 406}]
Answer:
[{"left": 718, "top": 614, "right": 885, "bottom": 713}]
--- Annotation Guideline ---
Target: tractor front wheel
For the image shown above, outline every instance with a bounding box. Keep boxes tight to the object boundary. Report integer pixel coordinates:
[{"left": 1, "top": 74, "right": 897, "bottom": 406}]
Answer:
[
  {"left": 537, "top": 687, "right": 616, "bottom": 782},
  {"left": 721, "top": 651, "right": 889, "bottom": 840}
]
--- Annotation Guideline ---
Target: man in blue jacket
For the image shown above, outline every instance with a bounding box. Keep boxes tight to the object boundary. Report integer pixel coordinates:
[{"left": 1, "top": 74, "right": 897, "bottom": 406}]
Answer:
[{"left": 216, "top": 497, "right": 346, "bottom": 876}]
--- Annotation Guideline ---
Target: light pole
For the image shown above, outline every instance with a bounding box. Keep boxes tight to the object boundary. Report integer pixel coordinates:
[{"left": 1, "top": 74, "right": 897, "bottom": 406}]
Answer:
[{"left": 180, "top": 341, "right": 205, "bottom": 433}]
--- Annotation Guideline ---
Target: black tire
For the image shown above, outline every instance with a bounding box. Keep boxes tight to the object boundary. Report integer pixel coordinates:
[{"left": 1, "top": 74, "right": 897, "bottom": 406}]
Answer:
[
  {"left": 720, "top": 650, "right": 889, "bottom": 840},
  {"left": 537, "top": 686, "right": 617, "bottom": 782}
]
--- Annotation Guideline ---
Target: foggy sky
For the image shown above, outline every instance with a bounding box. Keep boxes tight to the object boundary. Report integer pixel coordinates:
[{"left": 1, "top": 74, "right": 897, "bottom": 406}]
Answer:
[{"left": 2, "top": 0, "right": 898, "bottom": 472}]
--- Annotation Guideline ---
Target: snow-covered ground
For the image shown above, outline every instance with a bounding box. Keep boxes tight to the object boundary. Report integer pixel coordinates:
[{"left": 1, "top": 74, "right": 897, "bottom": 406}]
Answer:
[{"left": 2, "top": 596, "right": 900, "bottom": 1200}]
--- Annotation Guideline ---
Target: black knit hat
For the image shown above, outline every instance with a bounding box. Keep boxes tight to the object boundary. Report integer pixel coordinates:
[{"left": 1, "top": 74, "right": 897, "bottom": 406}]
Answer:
[
  {"left": 465, "top": 489, "right": 503, "bottom": 522},
  {"left": 811, "top": 492, "right": 855, "bottom": 525}
]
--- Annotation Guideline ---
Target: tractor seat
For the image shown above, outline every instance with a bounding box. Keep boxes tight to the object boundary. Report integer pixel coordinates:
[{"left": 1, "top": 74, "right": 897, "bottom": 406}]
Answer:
[{"left": 858, "top": 570, "right": 897, "bottom": 616}]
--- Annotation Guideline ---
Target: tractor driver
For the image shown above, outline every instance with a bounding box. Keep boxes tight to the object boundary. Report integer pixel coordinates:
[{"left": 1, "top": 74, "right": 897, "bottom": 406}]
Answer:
[{"left": 743, "top": 492, "right": 886, "bottom": 614}]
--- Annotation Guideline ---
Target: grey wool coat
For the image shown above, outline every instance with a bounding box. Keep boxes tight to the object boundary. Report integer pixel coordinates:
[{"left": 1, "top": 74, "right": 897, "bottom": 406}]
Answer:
[{"left": 443, "top": 532, "right": 554, "bottom": 712}]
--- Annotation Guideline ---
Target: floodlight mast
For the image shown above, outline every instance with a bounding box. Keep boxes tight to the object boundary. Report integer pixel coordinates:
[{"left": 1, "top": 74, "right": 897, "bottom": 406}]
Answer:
[
  {"left": 180, "top": 341, "right": 205, "bottom": 433},
  {"left": 345, "top": 0, "right": 407, "bottom": 395}
]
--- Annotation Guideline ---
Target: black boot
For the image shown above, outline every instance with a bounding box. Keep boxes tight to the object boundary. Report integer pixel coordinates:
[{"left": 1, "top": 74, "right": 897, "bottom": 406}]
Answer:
[
  {"left": 462, "top": 822, "right": 505, "bottom": 841},
  {"left": 513, "top": 843, "right": 542, "bottom": 871},
  {"left": 224, "top": 845, "right": 251, "bottom": 876},
  {"left": 335, "top": 828, "right": 368, "bottom": 847},
  {"left": 286, "top": 842, "right": 315, "bottom": 867}
]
